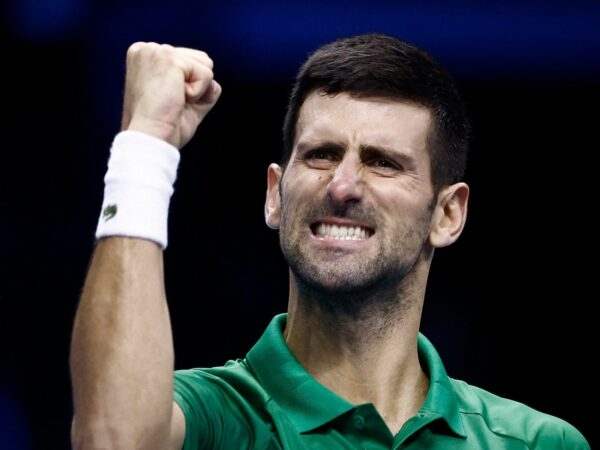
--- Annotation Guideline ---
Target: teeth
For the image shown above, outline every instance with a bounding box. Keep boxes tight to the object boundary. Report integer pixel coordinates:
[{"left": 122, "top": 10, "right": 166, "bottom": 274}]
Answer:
[{"left": 315, "top": 223, "right": 369, "bottom": 240}]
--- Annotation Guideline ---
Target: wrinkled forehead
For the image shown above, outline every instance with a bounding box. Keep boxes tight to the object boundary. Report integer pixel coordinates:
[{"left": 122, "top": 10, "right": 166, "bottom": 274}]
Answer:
[{"left": 295, "top": 91, "right": 433, "bottom": 156}]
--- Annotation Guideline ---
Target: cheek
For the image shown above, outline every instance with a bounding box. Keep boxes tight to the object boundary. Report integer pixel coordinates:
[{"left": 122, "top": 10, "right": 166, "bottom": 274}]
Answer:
[
  {"left": 373, "top": 191, "right": 431, "bottom": 229},
  {"left": 370, "top": 177, "right": 432, "bottom": 207},
  {"left": 285, "top": 172, "right": 325, "bottom": 199}
]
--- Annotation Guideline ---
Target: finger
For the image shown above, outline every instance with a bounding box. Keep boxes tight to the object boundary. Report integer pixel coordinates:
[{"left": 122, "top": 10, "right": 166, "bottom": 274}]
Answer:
[
  {"left": 184, "top": 64, "right": 217, "bottom": 102},
  {"left": 177, "top": 47, "right": 214, "bottom": 69},
  {"left": 197, "top": 80, "right": 222, "bottom": 105}
]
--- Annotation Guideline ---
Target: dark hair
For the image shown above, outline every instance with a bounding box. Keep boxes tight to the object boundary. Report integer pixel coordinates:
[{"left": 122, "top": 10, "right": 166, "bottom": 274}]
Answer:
[{"left": 282, "top": 32, "right": 471, "bottom": 191}]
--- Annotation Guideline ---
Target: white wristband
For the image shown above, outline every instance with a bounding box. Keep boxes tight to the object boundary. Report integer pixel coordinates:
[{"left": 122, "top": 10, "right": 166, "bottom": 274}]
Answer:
[{"left": 95, "top": 130, "right": 181, "bottom": 249}]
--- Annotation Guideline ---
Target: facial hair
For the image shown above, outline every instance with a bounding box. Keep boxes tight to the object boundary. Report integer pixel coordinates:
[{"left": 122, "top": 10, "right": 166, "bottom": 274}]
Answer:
[{"left": 278, "top": 187, "right": 435, "bottom": 319}]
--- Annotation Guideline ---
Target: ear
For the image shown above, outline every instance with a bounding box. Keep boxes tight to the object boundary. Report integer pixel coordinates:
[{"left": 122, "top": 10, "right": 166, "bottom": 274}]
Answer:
[
  {"left": 429, "top": 182, "right": 469, "bottom": 248},
  {"left": 265, "top": 163, "right": 283, "bottom": 230}
]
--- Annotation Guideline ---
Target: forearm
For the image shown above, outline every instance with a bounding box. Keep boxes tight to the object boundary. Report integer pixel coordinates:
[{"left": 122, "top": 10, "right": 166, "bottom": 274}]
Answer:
[
  {"left": 69, "top": 42, "right": 221, "bottom": 449},
  {"left": 70, "top": 237, "right": 174, "bottom": 449}
]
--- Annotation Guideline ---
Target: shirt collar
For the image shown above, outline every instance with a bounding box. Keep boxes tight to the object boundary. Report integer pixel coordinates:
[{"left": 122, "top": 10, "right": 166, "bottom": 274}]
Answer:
[
  {"left": 247, "top": 313, "right": 465, "bottom": 436},
  {"left": 417, "top": 333, "right": 466, "bottom": 437},
  {"left": 247, "top": 313, "right": 354, "bottom": 432}
]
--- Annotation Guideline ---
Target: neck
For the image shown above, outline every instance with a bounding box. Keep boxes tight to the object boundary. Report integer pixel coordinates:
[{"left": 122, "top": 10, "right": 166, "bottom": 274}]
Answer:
[{"left": 284, "top": 278, "right": 429, "bottom": 435}]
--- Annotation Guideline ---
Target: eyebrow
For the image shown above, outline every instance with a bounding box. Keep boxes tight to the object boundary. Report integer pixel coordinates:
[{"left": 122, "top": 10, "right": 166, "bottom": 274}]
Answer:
[
  {"left": 297, "top": 138, "right": 415, "bottom": 161},
  {"left": 296, "top": 139, "right": 344, "bottom": 153},
  {"left": 361, "top": 143, "right": 405, "bottom": 157},
  {"left": 363, "top": 144, "right": 419, "bottom": 170},
  {"left": 297, "top": 139, "right": 405, "bottom": 153}
]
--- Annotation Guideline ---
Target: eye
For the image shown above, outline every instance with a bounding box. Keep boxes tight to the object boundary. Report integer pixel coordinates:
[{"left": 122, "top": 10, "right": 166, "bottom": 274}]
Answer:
[
  {"left": 306, "top": 148, "right": 338, "bottom": 161},
  {"left": 370, "top": 158, "right": 394, "bottom": 168},
  {"left": 366, "top": 157, "right": 402, "bottom": 174},
  {"left": 303, "top": 147, "right": 340, "bottom": 169}
]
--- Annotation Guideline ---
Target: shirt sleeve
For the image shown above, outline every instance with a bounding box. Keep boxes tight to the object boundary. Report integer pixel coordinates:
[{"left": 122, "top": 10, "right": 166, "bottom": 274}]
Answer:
[{"left": 173, "top": 365, "right": 265, "bottom": 450}]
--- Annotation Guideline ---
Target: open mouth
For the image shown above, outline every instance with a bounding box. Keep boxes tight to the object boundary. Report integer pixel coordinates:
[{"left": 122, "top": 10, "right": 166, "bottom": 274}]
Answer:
[{"left": 311, "top": 223, "right": 374, "bottom": 240}]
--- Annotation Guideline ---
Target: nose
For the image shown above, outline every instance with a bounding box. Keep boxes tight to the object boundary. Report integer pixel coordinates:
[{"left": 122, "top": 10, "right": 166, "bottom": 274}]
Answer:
[{"left": 326, "top": 155, "right": 364, "bottom": 204}]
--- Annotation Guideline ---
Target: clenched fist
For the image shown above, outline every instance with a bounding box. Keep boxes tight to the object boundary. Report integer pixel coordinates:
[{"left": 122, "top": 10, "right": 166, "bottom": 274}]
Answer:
[{"left": 120, "top": 42, "right": 222, "bottom": 149}]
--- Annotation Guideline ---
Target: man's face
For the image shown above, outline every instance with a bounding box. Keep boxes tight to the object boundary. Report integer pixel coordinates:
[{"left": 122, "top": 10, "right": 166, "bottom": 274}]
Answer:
[{"left": 274, "top": 91, "right": 436, "bottom": 293}]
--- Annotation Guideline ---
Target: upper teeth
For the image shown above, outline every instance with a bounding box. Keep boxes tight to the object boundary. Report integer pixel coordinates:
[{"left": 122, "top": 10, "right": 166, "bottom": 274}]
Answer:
[{"left": 315, "top": 223, "right": 369, "bottom": 240}]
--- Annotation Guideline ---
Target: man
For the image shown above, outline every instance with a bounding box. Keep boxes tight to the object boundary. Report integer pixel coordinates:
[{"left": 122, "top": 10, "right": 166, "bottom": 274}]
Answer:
[{"left": 69, "top": 33, "right": 590, "bottom": 449}]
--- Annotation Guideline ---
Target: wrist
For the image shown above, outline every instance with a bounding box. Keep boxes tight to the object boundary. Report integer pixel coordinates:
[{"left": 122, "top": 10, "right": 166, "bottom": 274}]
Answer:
[{"left": 94, "top": 130, "right": 181, "bottom": 249}]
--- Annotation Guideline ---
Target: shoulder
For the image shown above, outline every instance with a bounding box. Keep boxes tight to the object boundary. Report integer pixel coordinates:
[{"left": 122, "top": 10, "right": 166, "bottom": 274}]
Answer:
[
  {"left": 174, "top": 358, "right": 269, "bottom": 402},
  {"left": 450, "top": 378, "right": 590, "bottom": 449},
  {"left": 173, "top": 360, "right": 277, "bottom": 449}
]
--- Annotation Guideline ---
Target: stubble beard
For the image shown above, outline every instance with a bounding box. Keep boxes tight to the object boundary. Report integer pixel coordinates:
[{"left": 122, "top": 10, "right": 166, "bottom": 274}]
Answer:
[{"left": 279, "top": 198, "right": 434, "bottom": 320}]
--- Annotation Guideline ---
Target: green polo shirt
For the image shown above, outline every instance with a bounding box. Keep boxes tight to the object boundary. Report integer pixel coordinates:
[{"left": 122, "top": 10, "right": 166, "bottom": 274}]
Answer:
[{"left": 173, "top": 313, "right": 589, "bottom": 449}]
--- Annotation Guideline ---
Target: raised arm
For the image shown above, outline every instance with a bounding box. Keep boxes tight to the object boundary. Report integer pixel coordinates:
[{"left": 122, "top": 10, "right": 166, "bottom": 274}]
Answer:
[{"left": 69, "top": 42, "right": 221, "bottom": 450}]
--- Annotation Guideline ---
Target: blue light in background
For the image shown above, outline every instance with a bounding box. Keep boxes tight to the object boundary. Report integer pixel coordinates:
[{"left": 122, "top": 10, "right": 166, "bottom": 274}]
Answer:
[
  {"left": 7, "top": 0, "right": 599, "bottom": 78},
  {"left": 6, "top": 0, "right": 90, "bottom": 42},
  {"left": 0, "top": 384, "right": 32, "bottom": 450},
  {"left": 204, "top": 2, "right": 600, "bottom": 79},
  {"left": 9, "top": 0, "right": 600, "bottom": 78}
]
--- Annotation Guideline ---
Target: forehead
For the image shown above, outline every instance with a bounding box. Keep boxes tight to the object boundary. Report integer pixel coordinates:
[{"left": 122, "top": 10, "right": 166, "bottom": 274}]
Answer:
[{"left": 296, "top": 91, "right": 432, "bottom": 152}]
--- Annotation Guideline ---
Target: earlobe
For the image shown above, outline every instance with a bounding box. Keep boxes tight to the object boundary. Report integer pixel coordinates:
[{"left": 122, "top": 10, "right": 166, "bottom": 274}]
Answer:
[
  {"left": 429, "top": 182, "right": 469, "bottom": 248},
  {"left": 265, "top": 163, "right": 282, "bottom": 230}
]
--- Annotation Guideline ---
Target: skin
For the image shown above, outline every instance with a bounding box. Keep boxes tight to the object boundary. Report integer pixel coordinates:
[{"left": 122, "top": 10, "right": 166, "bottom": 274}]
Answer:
[
  {"left": 265, "top": 91, "right": 469, "bottom": 434},
  {"left": 70, "top": 42, "right": 469, "bottom": 449},
  {"left": 70, "top": 43, "right": 220, "bottom": 450}
]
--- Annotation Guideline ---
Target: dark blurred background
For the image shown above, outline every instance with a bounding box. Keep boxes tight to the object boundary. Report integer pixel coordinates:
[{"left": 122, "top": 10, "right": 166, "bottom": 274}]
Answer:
[{"left": 1, "top": 0, "right": 598, "bottom": 448}]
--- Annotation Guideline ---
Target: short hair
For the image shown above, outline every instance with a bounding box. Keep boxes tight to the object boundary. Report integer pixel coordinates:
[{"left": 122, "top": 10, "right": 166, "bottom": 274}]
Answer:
[{"left": 282, "top": 32, "right": 471, "bottom": 191}]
